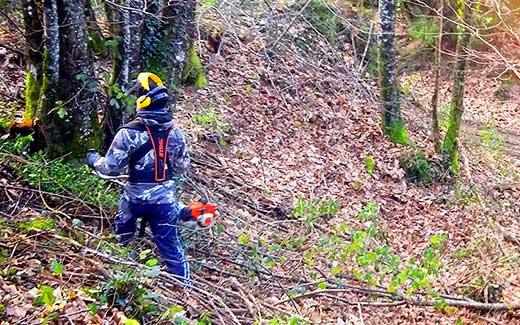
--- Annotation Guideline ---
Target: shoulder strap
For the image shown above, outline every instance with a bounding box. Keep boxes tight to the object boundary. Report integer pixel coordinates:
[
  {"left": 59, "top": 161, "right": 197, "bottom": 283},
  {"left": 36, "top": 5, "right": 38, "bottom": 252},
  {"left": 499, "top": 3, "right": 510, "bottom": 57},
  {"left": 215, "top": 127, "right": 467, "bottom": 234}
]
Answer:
[
  {"left": 119, "top": 119, "right": 146, "bottom": 132},
  {"left": 127, "top": 124, "right": 174, "bottom": 183},
  {"left": 144, "top": 125, "right": 174, "bottom": 182}
]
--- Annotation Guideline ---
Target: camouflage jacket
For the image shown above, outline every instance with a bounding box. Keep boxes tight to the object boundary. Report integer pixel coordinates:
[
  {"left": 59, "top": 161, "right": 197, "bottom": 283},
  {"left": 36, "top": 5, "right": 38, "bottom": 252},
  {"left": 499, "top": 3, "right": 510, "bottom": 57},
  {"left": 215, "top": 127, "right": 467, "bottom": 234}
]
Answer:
[{"left": 93, "top": 108, "right": 190, "bottom": 204}]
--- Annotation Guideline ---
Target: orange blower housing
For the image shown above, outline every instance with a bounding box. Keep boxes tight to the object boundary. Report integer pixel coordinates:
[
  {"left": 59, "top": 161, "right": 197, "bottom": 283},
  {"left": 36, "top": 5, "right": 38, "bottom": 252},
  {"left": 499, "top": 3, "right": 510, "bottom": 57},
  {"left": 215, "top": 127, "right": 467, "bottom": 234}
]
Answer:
[{"left": 187, "top": 200, "right": 217, "bottom": 227}]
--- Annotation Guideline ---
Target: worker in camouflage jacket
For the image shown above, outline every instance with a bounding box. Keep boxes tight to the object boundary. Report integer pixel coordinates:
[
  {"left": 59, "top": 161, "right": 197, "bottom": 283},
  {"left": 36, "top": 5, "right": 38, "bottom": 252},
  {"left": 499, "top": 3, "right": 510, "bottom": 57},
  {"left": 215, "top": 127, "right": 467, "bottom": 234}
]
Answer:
[{"left": 86, "top": 72, "right": 191, "bottom": 286}]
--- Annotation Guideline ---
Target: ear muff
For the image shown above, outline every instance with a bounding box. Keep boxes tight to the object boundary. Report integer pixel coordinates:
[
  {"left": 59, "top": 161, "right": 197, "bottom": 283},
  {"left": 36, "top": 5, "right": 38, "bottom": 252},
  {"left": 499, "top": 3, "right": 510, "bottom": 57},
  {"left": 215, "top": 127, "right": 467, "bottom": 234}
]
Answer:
[
  {"left": 137, "top": 72, "right": 164, "bottom": 91},
  {"left": 136, "top": 95, "right": 151, "bottom": 110}
]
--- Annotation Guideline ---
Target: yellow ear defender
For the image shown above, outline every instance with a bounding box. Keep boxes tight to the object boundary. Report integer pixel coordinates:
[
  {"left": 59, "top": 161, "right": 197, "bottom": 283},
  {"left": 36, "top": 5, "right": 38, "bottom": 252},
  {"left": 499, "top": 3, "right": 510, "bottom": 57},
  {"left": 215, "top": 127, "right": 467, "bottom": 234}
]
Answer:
[
  {"left": 136, "top": 95, "right": 151, "bottom": 110},
  {"left": 135, "top": 72, "right": 165, "bottom": 110}
]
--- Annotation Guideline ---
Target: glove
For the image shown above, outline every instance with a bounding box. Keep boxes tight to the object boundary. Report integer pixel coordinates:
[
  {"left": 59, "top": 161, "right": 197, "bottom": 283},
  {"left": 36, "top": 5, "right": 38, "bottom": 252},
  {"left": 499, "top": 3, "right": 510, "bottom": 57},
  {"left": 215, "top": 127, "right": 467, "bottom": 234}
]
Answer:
[{"left": 86, "top": 149, "right": 101, "bottom": 168}]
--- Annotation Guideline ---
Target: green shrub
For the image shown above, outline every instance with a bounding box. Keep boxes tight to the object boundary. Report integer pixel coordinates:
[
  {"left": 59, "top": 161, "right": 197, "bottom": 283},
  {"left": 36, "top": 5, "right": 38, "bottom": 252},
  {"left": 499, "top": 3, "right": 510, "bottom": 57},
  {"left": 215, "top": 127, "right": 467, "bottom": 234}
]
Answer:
[
  {"left": 399, "top": 150, "right": 432, "bottom": 186},
  {"left": 304, "top": 0, "right": 342, "bottom": 44},
  {"left": 1, "top": 135, "right": 119, "bottom": 206},
  {"left": 291, "top": 197, "right": 339, "bottom": 226},
  {"left": 408, "top": 16, "right": 438, "bottom": 46},
  {"left": 479, "top": 116, "right": 505, "bottom": 157}
]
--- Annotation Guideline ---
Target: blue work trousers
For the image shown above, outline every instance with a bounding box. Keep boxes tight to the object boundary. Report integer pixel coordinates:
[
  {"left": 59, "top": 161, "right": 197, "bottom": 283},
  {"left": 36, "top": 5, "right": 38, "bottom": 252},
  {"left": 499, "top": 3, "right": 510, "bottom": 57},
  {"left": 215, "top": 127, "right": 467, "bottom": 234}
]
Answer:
[{"left": 115, "top": 198, "right": 191, "bottom": 286}]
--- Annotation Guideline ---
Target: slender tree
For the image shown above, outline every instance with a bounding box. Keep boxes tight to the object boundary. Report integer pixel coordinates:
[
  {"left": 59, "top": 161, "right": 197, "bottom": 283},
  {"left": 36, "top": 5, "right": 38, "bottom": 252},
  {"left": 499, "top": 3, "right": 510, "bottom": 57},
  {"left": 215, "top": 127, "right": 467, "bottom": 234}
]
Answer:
[
  {"left": 443, "top": 0, "right": 472, "bottom": 173},
  {"left": 378, "top": 0, "right": 411, "bottom": 145},
  {"left": 431, "top": 0, "right": 443, "bottom": 153},
  {"left": 23, "top": 0, "right": 44, "bottom": 123}
]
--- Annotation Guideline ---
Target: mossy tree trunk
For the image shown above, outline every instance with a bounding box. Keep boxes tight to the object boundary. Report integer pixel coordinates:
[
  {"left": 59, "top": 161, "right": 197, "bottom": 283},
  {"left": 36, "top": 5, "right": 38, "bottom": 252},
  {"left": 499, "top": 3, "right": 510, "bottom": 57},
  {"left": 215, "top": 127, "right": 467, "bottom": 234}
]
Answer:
[
  {"left": 85, "top": 0, "right": 107, "bottom": 57},
  {"left": 40, "top": 0, "right": 101, "bottom": 158},
  {"left": 378, "top": 0, "right": 411, "bottom": 146},
  {"left": 442, "top": 0, "right": 472, "bottom": 173},
  {"left": 23, "top": 0, "right": 44, "bottom": 122},
  {"left": 142, "top": 0, "right": 206, "bottom": 109},
  {"left": 182, "top": 41, "right": 208, "bottom": 89},
  {"left": 101, "top": 0, "right": 144, "bottom": 151}
]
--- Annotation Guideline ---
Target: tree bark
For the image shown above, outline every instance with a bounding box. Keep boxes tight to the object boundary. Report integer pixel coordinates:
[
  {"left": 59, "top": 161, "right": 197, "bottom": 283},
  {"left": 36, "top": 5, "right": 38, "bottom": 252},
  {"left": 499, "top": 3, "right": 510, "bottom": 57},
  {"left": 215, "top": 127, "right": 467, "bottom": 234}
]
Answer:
[
  {"left": 378, "top": 0, "right": 410, "bottom": 146},
  {"left": 38, "top": 0, "right": 60, "bottom": 149},
  {"left": 40, "top": 0, "right": 101, "bottom": 158},
  {"left": 23, "top": 0, "right": 44, "bottom": 122},
  {"left": 101, "top": 0, "right": 144, "bottom": 151},
  {"left": 443, "top": 0, "right": 472, "bottom": 173},
  {"left": 142, "top": 0, "right": 204, "bottom": 109},
  {"left": 431, "top": 0, "right": 443, "bottom": 153}
]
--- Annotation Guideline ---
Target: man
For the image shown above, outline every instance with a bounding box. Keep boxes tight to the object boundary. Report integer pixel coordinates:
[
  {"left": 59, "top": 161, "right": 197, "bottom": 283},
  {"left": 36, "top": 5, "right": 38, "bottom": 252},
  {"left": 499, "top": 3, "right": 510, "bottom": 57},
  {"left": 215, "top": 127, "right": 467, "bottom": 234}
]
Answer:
[{"left": 87, "top": 72, "right": 192, "bottom": 285}]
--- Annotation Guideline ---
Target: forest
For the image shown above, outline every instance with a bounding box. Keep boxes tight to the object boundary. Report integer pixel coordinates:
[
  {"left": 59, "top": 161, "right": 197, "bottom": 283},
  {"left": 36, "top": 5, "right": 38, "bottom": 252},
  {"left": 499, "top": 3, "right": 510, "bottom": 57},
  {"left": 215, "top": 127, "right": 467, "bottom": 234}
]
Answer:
[{"left": 0, "top": 0, "right": 519, "bottom": 324}]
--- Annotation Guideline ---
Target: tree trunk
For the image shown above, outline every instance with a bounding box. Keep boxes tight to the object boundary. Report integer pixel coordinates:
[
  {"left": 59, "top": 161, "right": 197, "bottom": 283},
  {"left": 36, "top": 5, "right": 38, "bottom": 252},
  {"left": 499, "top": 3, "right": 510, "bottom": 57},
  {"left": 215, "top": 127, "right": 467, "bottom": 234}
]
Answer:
[
  {"left": 431, "top": 0, "right": 443, "bottom": 153},
  {"left": 38, "top": 0, "right": 60, "bottom": 150},
  {"left": 101, "top": 0, "right": 144, "bottom": 151},
  {"left": 23, "top": 0, "right": 44, "bottom": 122},
  {"left": 378, "top": 0, "right": 411, "bottom": 146},
  {"left": 85, "top": 0, "right": 107, "bottom": 56},
  {"left": 443, "top": 0, "right": 472, "bottom": 173},
  {"left": 142, "top": 0, "right": 205, "bottom": 109},
  {"left": 40, "top": 0, "right": 101, "bottom": 158}
]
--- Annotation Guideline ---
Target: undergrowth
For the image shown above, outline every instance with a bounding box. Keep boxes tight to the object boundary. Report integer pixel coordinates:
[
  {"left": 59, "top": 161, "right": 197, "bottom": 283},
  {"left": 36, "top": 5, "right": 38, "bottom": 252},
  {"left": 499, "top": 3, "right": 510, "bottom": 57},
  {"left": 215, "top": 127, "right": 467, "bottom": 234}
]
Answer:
[{"left": 0, "top": 135, "right": 119, "bottom": 206}]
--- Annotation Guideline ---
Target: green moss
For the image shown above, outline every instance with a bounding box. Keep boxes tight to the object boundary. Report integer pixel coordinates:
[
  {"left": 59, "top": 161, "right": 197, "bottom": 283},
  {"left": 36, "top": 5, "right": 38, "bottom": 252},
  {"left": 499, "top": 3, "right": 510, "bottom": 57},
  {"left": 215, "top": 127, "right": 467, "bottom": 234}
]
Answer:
[
  {"left": 399, "top": 150, "right": 432, "bottom": 186},
  {"left": 25, "top": 72, "right": 41, "bottom": 121},
  {"left": 450, "top": 148, "right": 459, "bottom": 174},
  {"left": 86, "top": 109, "right": 102, "bottom": 150},
  {"left": 383, "top": 118, "right": 412, "bottom": 146},
  {"left": 306, "top": 0, "right": 342, "bottom": 44},
  {"left": 87, "top": 31, "right": 107, "bottom": 57},
  {"left": 181, "top": 43, "right": 208, "bottom": 88}
]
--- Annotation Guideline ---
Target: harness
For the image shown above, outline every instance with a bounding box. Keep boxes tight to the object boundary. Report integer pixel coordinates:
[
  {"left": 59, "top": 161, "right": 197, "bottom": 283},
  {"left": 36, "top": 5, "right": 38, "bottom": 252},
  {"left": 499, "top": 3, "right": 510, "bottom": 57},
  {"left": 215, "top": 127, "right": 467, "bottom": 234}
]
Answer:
[
  {"left": 120, "top": 119, "right": 174, "bottom": 237},
  {"left": 121, "top": 120, "right": 174, "bottom": 183}
]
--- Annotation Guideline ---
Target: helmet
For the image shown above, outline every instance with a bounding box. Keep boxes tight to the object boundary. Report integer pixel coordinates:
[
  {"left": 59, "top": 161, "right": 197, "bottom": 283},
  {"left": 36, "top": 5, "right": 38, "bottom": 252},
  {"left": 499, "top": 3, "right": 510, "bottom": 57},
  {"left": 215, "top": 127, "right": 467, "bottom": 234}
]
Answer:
[{"left": 126, "top": 72, "right": 169, "bottom": 110}]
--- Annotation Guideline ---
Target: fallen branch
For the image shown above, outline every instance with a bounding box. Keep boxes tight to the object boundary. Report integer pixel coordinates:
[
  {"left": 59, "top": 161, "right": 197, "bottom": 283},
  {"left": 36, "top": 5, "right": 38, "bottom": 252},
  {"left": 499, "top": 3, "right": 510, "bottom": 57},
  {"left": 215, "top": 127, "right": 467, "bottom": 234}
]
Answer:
[{"left": 276, "top": 286, "right": 520, "bottom": 312}]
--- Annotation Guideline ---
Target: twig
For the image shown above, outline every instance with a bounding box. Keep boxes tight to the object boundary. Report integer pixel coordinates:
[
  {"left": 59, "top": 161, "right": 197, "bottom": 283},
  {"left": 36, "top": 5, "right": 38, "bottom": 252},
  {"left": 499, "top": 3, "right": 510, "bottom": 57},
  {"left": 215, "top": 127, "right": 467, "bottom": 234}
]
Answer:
[
  {"left": 358, "top": 21, "right": 373, "bottom": 72},
  {"left": 0, "top": 42, "right": 24, "bottom": 57},
  {"left": 269, "top": 0, "right": 313, "bottom": 50}
]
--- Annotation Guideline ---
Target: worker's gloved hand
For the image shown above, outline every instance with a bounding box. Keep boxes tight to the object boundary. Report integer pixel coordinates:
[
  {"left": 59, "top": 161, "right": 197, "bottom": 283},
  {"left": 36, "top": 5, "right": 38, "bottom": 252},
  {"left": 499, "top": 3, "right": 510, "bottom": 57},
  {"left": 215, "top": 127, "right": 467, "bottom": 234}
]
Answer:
[
  {"left": 180, "top": 207, "right": 193, "bottom": 222},
  {"left": 86, "top": 149, "right": 101, "bottom": 168}
]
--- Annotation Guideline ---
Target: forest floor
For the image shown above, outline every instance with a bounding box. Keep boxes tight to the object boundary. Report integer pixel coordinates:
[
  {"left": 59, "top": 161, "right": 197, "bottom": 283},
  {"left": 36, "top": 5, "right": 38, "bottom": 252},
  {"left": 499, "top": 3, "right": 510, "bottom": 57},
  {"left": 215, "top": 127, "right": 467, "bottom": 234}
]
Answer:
[{"left": 1, "top": 6, "right": 520, "bottom": 325}]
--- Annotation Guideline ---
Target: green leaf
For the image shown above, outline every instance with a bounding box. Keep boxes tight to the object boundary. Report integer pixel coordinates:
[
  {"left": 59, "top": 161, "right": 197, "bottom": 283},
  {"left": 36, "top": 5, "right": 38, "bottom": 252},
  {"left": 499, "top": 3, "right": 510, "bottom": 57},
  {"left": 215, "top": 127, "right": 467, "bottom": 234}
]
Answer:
[
  {"left": 330, "top": 266, "right": 341, "bottom": 275},
  {"left": 237, "top": 234, "right": 249, "bottom": 246},
  {"left": 39, "top": 285, "right": 55, "bottom": 307},
  {"left": 72, "top": 218, "right": 85, "bottom": 228},
  {"left": 88, "top": 303, "right": 99, "bottom": 315},
  {"left": 50, "top": 260, "right": 62, "bottom": 276},
  {"left": 365, "top": 155, "right": 375, "bottom": 174},
  {"left": 245, "top": 84, "right": 252, "bottom": 93},
  {"left": 146, "top": 258, "right": 159, "bottom": 267},
  {"left": 139, "top": 249, "right": 151, "bottom": 260},
  {"left": 168, "top": 305, "right": 184, "bottom": 313},
  {"left": 124, "top": 320, "right": 140, "bottom": 325},
  {"left": 215, "top": 224, "right": 225, "bottom": 234},
  {"left": 317, "top": 282, "right": 327, "bottom": 290},
  {"left": 57, "top": 107, "right": 67, "bottom": 119},
  {"left": 75, "top": 73, "right": 88, "bottom": 81}
]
